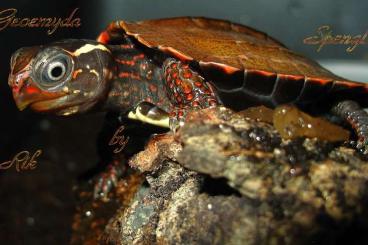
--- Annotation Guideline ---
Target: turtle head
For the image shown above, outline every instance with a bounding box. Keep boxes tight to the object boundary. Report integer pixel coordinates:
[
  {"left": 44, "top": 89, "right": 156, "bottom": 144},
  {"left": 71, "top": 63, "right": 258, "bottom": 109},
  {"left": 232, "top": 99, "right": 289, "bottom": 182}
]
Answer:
[{"left": 8, "top": 39, "right": 115, "bottom": 115}]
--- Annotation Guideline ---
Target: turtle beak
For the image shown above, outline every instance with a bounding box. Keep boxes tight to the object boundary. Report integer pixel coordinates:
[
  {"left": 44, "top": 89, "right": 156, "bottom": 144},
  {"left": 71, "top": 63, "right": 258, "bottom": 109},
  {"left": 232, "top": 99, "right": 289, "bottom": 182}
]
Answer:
[
  {"left": 8, "top": 71, "right": 67, "bottom": 112},
  {"left": 8, "top": 71, "right": 43, "bottom": 111},
  {"left": 8, "top": 46, "right": 58, "bottom": 111},
  {"left": 8, "top": 45, "right": 71, "bottom": 113},
  {"left": 8, "top": 47, "right": 39, "bottom": 110}
]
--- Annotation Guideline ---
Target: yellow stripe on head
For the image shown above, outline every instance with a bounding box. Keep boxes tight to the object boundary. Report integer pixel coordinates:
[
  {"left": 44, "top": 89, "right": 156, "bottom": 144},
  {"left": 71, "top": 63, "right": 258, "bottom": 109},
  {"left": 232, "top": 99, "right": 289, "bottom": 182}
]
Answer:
[{"left": 73, "top": 44, "right": 110, "bottom": 56}]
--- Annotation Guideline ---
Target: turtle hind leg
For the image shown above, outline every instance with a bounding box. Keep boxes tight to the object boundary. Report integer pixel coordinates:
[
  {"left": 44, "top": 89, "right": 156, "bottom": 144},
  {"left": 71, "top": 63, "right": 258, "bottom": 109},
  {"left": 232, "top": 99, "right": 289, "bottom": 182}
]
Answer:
[
  {"left": 331, "top": 100, "right": 368, "bottom": 154},
  {"left": 162, "top": 58, "right": 220, "bottom": 130}
]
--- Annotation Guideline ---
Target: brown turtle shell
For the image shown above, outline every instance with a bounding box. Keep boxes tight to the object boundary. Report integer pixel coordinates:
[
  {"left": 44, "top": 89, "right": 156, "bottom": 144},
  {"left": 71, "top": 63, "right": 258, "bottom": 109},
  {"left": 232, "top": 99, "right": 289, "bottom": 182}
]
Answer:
[
  {"left": 104, "top": 17, "right": 368, "bottom": 109},
  {"left": 120, "top": 17, "right": 341, "bottom": 80}
]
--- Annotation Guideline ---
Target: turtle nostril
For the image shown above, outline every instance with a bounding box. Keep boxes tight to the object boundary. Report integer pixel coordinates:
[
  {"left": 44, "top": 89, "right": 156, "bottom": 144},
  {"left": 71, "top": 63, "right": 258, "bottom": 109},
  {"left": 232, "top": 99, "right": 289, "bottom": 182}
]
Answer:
[{"left": 9, "top": 73, "right": 25, "bottom": 88}]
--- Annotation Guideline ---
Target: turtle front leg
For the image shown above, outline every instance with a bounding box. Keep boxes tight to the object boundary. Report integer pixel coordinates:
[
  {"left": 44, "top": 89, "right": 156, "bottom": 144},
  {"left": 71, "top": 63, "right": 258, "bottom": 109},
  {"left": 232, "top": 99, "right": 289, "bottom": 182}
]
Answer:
[
  {"left": 331, "top": 100, "right": 368, "bottom": 154},
  {"left": 162, "top": 58, "right": 220, "bottom": 130},
  {"left": 91, "top": 112, "right": 129, "bottom": 201},
  {"left": 93, "top": 154, "right": 126, "bottom": 200}
]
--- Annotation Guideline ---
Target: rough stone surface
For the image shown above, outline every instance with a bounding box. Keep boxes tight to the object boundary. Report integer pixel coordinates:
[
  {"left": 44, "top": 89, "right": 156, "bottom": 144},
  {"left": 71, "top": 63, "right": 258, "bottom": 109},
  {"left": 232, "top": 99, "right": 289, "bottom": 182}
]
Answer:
[
  {"left": 102, "top": 161, "right": 200, "bottom": 244},
  {"left": 93, "top": 107, "right": 368, "bottom": 245}
]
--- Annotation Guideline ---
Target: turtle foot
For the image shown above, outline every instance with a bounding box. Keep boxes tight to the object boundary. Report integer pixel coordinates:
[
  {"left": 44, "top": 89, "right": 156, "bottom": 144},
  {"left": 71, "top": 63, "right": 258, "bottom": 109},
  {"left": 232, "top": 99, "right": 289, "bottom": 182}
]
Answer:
[
  {"left": 331, "top": 100, "right": 368, "bottom": 155},
  {"left": 169, "top": 108, "right": 187, "bottom": 132},
  {"left": 356, "top": 140, "right": 368, "bottom": 155},
  {"left": 93, "top": 158, "right": 126, "bottom": 201}
]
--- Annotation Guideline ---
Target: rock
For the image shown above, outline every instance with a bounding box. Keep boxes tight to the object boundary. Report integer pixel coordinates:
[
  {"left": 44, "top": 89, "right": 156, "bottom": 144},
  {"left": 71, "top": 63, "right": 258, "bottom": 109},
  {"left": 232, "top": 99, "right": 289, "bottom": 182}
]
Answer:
[
  {"left": 128, "top": 133, "right": 182, "bottom": 173},
  {"left": 71, "top": 172, "right": 144, "bottom": 244},
  {"left": 90, "top": 107, "right": 368, "bottom": 244},
  {"left": 102, "top": 161, "right": 200, "bottom": 244}
]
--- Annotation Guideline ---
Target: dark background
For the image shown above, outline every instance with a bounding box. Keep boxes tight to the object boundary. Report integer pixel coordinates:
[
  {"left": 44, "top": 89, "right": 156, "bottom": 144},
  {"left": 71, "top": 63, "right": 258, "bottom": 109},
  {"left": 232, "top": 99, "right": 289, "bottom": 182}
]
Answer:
[{"left": 0, "top": 0, "right": 367, "bottom": 244}]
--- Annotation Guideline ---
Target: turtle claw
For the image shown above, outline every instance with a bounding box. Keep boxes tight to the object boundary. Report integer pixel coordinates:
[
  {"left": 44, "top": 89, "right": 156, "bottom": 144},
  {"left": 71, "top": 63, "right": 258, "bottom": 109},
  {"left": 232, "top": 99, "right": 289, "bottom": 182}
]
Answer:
[
  {"left": 356, "top": 140, "right": 368, "bottom": 155},
  {"left": 169, "top": 108, "right": 186, "bottom": 132},
  {"left": 169, "top": 118, "right": 181, "bottom": 132},
  {"left": 93, "top": 159, "right": 126, "bottom": 201}
]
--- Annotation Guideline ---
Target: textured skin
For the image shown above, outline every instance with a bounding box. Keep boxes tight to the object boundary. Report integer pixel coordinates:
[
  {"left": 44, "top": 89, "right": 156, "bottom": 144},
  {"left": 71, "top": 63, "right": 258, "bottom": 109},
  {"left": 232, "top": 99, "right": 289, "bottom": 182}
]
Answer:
[
  {"left": 105, "top": 44, "right": 172, "bottom": 113},
  {"left": 163, "top": 58, "right": 217, "bottom": 108},
  {"left": 331, "top": 101, "right": 368, "bottom": 153},
  {"left": 162, "top": 58, "right": 218, "bottom": 128},
  {"left": 97, "top": 26, "right": 221, "bottom": 128}
]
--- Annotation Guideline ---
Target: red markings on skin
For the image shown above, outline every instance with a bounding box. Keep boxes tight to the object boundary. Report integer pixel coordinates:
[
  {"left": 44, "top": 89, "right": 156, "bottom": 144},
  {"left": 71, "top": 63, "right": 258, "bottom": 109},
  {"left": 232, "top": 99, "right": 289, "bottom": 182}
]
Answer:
[
  {"left": 115, "top": 58, "right": 136, "bottom": 66},
  {"left": 97, "top": 31, "right": 110, "bottom": 44},
  {"left": 171, "top": 63, "right": 177, "bottom": 69},
  {"left": 181, "top": 81, "right": 193, "bottom": 94},
  {"left": 186, "top": 93, "right": 193, "bottom": 101},
  {"left": 203, "top": 89, "right": 211, "bottom": 94},
  {"left": 255, "top": 70, "right": 275, "bottom": 77},
  {"left": 25, "top": 86, "right": 40, "bottom": 94},
  {"left": 182, "top": 70, "right": 192, "bottom": 79},
  {"left": 194, "top": 81, "right": 202, "bottom": 87},
  {"left": 133, "top": 54, "right": 145, "bottom": 60},
  {"left": 149, "top": 84, "right": 157, "bottom": 92},
  {"left": 175, "top": 79, "right": 182, "bottom": 86},
  {"left": 118, "top": 72, "right": 140, "bottom": 80},
  {"left": 115, "top": 53, "right": 145, "bottom": 67},
  {"left": 163, "top": 59, "right": 220, "bottom": 125},
  {"left": 72, "top": 69, "right": 83, "bottom": 79},
  {"left": 177, "top": 111, "right": 184, "bottom": 117},
  {"left": 118, "top": 72, "right": 129, "bottom": 78},
  {"left": 120, "top": 44, "right": 134, "bottom": 49},
  {"left": 192, "top": 101, "right": 200, "bottom": 107}
]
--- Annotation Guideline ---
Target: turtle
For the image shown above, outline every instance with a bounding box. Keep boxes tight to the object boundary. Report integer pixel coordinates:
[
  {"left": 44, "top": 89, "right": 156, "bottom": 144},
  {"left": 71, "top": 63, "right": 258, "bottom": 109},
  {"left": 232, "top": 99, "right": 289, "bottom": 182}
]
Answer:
[{"left": 8, "top": 17, "right": 368, "bottom": 197}]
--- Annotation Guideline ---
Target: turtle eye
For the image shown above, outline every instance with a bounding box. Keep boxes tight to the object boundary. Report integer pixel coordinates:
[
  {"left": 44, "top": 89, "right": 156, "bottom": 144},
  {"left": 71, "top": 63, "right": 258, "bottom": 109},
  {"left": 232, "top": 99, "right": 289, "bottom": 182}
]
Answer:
[
  {"left": 46, "top": 61, "right": 66, "bottom": 81},
  {"left": 36, "top": 53, "right": 73, "bottom": 87}
]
